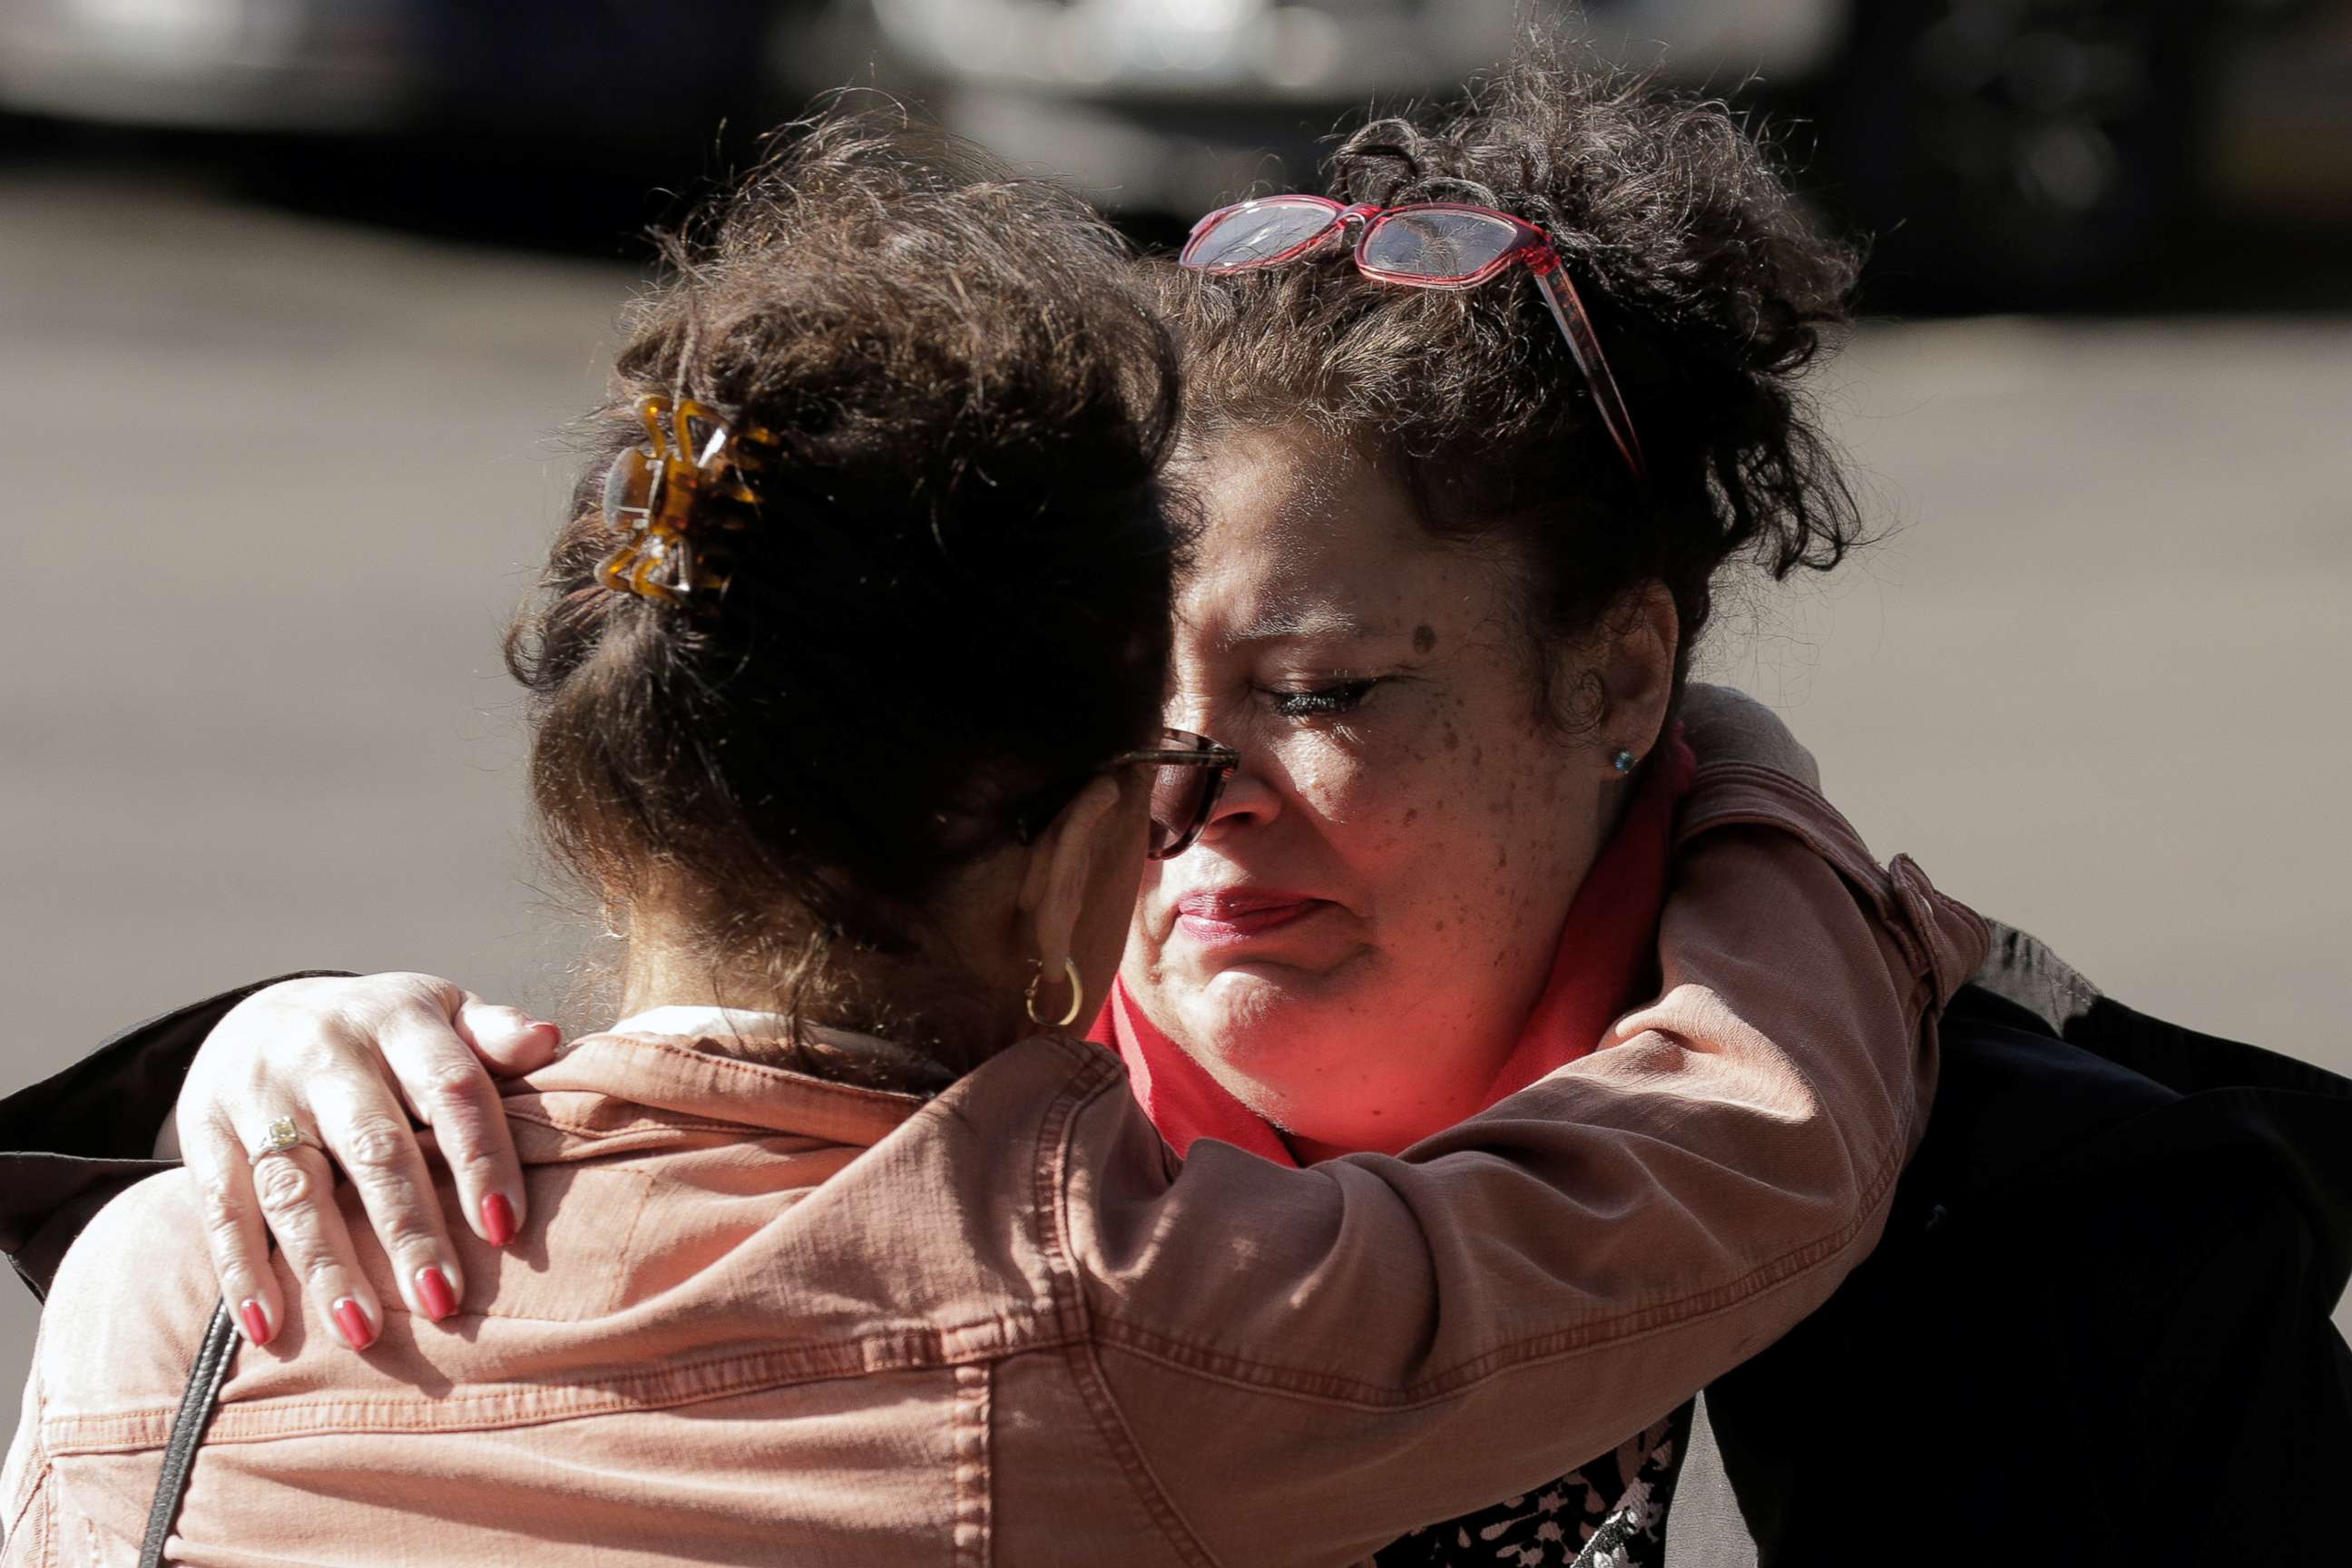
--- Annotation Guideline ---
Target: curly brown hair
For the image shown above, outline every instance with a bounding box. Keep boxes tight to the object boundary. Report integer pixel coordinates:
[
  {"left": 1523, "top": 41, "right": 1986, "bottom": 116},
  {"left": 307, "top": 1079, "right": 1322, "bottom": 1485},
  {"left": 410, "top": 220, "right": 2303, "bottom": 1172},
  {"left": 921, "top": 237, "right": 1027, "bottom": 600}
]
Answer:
[
  {"left": 505, "top": 108, "right": 1184, "bottom": 1045},
  {"left": 1151, "top": 34, "right": 1866, "bottom": 723}
]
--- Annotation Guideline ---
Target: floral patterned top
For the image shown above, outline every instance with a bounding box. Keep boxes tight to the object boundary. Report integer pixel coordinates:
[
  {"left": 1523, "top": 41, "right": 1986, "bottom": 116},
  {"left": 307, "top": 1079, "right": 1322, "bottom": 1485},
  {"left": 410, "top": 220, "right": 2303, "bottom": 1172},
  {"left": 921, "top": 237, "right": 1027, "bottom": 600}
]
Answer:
[{"left": 1374, "top": 1398, "right": 1694, "bottom": 1568}]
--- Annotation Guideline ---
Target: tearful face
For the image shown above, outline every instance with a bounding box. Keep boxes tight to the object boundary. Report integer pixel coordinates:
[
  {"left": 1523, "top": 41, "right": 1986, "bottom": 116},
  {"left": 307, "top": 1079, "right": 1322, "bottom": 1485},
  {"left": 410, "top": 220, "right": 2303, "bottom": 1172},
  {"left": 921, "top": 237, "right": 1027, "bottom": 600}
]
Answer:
[{"left": 1122, "top": 425, "right": 1621, "bottom": 1158}]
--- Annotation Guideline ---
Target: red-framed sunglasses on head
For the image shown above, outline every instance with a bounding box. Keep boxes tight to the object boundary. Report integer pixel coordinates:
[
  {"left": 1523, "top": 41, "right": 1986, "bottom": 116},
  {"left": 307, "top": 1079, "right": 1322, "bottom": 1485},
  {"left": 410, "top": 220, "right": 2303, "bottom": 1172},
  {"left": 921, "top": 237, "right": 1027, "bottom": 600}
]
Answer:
[{"left": 1179, "top": 195, "right": 1646, "bottom": 483}]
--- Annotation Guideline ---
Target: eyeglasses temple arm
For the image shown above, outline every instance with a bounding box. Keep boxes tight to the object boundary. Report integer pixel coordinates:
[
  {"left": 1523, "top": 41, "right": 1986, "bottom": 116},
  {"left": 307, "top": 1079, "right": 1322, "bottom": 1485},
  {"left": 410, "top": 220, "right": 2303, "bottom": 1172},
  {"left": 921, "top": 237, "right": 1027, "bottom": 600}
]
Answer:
[{"left": 1528, "top": 259, "right": 1647, "bottom": 484}]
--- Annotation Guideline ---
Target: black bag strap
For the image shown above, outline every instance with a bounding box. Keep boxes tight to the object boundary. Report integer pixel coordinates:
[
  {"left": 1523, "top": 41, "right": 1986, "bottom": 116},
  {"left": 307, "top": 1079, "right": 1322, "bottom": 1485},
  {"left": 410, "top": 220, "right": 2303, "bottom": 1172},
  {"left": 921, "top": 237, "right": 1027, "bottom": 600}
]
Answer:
[{"left": 140, "top": 1298, "right": 240, "bottom": 1567}]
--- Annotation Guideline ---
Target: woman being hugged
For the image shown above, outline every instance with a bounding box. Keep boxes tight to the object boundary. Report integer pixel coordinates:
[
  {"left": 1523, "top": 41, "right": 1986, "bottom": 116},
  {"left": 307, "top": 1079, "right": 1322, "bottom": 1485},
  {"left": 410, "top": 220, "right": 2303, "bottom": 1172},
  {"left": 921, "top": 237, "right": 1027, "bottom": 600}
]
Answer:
[
  {"left": 1098, "top": 43, "right": 2352, "bottom": 1566},
  {"left": 1115, "top": 43, "right": 1873, "bottom": 1165},
  {"left": 1097, "top": 58, "right": 1913, "bottom": 1560}
]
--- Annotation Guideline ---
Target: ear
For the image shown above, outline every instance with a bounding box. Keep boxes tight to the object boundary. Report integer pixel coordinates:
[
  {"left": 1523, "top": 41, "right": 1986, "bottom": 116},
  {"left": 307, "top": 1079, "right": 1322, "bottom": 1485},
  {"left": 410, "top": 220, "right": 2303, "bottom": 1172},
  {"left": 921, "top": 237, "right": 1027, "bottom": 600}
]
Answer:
[
  {"left": 1589, "top": 581, "right": 1679, "bottom": 769},
  {"left": 1014, "top": 774, "right": 1126, "bottom": 978}
]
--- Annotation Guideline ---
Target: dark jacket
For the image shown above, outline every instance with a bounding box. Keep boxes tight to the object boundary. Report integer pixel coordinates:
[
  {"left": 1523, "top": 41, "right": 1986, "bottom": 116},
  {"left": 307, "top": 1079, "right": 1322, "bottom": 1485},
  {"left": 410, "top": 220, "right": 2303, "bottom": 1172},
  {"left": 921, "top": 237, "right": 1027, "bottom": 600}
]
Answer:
[
  {"left": 1670, "top": 924, "right": 2352, "bottom": 1565},
  {"left": 1, "top": 973, "right": 351, "bottom": 1304},
  {"left": 5, "top": 931, "right": 2349, "bottom": 1565}
]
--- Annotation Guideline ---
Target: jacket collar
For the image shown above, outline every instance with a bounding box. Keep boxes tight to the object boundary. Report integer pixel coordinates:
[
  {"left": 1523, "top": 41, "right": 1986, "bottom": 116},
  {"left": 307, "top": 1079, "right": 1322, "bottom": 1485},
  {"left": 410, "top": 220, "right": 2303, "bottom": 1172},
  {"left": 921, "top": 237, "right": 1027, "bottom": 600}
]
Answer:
[{"left": 506, "top": 1010, "right": 936, "bottom": 1152}]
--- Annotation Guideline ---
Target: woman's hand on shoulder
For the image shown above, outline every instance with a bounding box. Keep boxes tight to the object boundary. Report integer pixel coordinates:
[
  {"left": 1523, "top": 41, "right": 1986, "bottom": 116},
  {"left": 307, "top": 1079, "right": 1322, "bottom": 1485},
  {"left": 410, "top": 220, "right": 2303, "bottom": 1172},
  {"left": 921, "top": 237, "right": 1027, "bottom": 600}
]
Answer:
[{"left": 173, "top": 973, "right": 563, "bottom": 1351}]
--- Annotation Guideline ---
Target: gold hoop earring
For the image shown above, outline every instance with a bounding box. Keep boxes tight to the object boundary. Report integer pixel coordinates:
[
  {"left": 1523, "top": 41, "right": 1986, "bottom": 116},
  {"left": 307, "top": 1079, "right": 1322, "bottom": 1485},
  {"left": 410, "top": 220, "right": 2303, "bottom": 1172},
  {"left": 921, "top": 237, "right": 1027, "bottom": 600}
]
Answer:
[{"left": 1024, "top": 957, "right": 1085, "bottom": 1029}]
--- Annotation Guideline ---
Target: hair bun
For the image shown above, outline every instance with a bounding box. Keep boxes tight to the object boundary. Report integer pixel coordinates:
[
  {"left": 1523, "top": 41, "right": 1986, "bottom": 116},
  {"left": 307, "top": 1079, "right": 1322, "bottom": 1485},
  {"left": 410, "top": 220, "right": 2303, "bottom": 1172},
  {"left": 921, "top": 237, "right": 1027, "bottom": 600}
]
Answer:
[
  {"left": 1166, "top": 30, "right": 1867, "bottom": 715},
  {"left": 505, "top": 106, "right": 1184, "bottom": 1046}
]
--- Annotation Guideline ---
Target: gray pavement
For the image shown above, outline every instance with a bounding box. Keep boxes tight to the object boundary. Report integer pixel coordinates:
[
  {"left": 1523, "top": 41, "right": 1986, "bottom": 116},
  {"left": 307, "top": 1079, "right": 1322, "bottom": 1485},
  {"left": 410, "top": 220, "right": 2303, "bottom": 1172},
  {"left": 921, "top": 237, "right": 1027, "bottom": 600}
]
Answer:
[{"left": 4, "top": 174, "right": 2347, "bottom": 1443}]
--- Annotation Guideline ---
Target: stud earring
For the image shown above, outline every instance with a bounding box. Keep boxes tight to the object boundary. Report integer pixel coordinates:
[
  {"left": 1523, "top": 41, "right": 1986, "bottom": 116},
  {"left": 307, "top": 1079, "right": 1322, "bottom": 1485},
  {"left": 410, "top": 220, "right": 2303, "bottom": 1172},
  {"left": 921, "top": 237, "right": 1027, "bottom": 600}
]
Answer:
[{"left": 1610, "top": 748, "right": 1638, "bottom": 774}]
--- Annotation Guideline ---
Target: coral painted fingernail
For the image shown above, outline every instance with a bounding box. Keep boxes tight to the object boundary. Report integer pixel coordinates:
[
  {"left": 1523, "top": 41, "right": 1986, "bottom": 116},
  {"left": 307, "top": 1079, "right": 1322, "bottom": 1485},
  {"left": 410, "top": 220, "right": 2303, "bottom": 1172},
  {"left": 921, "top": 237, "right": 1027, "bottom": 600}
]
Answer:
[
  {"left": 480, "top": 1192, "right": 517, "bottom": 1247},
  {"left": 416, "top": 1266, "right": 458, "bottom": 1321},
  {"left": 331, "top": 1297, "right": 377, "bottom": 1350},
  {"left": 238, "top": 1299, "right": 273, "bottom": 1348}
]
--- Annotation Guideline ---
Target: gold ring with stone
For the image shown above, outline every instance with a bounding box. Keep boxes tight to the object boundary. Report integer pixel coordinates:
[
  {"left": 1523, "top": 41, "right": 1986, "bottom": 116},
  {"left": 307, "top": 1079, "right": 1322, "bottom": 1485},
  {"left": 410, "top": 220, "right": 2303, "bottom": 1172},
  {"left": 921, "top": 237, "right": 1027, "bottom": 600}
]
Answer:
[{"left": 249, "top": 1116, "right": 320, "bottom": 1164}]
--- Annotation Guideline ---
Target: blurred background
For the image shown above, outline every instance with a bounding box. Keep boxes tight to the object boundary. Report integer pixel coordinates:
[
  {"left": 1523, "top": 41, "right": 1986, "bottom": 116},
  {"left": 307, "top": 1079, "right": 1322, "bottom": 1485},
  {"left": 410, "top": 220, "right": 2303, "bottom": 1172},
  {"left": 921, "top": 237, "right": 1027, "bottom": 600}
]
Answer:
[{"left": 4, "top": 0, "right": 2348, "bottom": 1434}]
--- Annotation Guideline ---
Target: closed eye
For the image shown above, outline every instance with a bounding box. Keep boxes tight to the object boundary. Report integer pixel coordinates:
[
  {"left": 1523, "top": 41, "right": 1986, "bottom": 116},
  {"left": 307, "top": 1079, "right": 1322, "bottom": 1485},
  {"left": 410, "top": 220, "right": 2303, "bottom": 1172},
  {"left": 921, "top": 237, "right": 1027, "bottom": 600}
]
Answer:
[{"left": 1262, "top": 679, "right": 1381, "bottom": 720}]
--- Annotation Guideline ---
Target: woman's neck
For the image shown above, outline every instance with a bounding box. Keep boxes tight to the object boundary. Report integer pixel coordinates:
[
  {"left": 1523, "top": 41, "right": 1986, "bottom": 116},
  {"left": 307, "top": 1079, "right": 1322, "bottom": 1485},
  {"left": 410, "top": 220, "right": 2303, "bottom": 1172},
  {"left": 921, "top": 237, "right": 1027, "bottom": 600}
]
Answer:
[
  {"left": 615, "top": 935, "right": 1016, "bottom": 1079},
  {"left": 615, "top": 943, "right": 789, "bottom": 1028},
  {"left": 613, "top": 945, "right": 963, "bottom": 1093}
]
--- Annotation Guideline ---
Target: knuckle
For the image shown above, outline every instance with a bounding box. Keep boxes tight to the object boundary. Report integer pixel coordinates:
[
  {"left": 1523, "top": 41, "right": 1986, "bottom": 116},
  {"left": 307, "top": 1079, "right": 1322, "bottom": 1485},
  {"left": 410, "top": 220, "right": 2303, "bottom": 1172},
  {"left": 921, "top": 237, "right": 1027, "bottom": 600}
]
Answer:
[
  {"left": 296, "top": 1251, "right": 347, "bottom": 1291},
  {"left": 338, "top": 1116, "right": 416, "bottom": 1177},
  {"left": 200, "top": 1213, "right": 254, "bottom": 1271},
  {"left": 376, "top": 1216, "right": 443, "bottom": 1260},
  {"left": 245, "top": 973, "right": 453, "bottom": 1044},
  {"left": 232, "top": 979, "right": 348, "bottom": 1034},
  {"left": 385, "top": 972, "right": 464, "bottom": 1019},
  {"left": 474, "top": 1003, "right": 535, "bottom": 1036},
  {"left": 251, "top": 1155, "right": 317, "bottom": 1216},
  {"left": 416, "top": 1060, "right": 494, "bottom": 1118},
  {"left": 205, "top": 1243, "right": 260, "bottom": 1292},
  {"left": 444, "top": 1140, "right": 504, "bottom": 1186},
  {"left": 196, "top": 1180, "right": 253, "bottom": 1241}
]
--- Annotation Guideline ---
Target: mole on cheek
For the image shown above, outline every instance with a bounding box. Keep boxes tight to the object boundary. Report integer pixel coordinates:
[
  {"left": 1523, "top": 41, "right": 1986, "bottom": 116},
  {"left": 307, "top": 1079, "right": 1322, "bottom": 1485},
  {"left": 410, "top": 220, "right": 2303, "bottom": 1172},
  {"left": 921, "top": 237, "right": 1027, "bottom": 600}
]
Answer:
[{"left": 1413, "top": 623, "right": 1437, "bottom": 654}]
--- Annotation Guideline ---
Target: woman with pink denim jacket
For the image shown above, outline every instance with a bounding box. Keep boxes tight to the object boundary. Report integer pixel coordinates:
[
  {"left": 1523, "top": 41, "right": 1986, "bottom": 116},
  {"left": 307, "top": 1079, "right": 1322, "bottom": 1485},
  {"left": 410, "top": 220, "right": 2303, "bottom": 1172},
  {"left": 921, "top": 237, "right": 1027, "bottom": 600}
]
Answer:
[{"left": 1, "top": 96, "right": 1984, "bottom": 1566}]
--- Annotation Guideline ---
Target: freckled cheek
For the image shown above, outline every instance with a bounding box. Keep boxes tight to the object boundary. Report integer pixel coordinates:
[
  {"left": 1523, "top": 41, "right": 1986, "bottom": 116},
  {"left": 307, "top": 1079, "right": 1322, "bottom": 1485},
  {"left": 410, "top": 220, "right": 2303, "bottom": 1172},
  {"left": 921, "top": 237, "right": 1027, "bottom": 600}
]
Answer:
[
  {"left": 1392, "top": 750, "right": 1583, "bottom": 939},
  {"left": 1283, "top": 737, "right": 1452, "bottom": 857},
  {"left": 1350, "top": 737, "right": 1512, "bottom": 864}
]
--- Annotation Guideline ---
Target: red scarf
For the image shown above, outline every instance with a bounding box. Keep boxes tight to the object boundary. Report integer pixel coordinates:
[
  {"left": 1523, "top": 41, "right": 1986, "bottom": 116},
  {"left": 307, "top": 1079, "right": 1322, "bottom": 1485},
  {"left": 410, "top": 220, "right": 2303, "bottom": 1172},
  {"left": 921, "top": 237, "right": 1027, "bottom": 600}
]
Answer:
[{"left": 1090, "top": 730, "right": 1699, "bottom": 1164}]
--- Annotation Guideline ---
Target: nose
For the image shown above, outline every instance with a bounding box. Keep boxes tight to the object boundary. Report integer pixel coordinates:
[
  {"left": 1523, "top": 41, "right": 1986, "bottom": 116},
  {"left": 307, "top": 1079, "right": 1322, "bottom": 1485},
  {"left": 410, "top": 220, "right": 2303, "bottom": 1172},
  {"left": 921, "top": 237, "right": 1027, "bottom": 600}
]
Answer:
[
  {"left": 1196, "top": 746, "right": 1281, "bottom": 844},
  {"left": 1161, "top": 668, "right": 1281, "bottom": 845}
]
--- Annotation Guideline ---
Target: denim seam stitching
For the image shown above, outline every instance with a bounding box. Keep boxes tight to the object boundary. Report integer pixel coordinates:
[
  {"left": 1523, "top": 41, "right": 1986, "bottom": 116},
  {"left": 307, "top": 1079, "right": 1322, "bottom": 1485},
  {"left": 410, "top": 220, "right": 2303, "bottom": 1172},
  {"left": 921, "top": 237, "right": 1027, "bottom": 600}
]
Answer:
[
  {"left": 499, "top": 1107, "right": 761, "bottom": 1140},
  {"left": 1064, "top": 1338, "right": 1222, "bottom": 1568},
  {"left": 40, "top": 1322, "right": 1078, "bottom": 1454},
  {"left": 1031, "top": 1041, "right": 1220, "bottom": 1568},
  {"left": 950, "top": 1363, "right": 991, "bottom": 1568},
  {"left": 578, "top": 1034, "right": 930, "bottom": 1110}
]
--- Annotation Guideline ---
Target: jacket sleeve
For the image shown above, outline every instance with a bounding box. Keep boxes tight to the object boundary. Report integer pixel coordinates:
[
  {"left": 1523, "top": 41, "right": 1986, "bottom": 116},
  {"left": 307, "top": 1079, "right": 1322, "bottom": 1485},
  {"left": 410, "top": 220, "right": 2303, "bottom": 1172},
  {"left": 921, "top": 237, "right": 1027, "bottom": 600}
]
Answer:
[
  {"left": 1, "top": 1341, "right": 48, "bottom": 1563},
  {"left": 1067, "top": 769, "right": 1984, "bottom": 1566},
  {"left": 0, "top": 973, "right": 351, "bottom": 1302}
]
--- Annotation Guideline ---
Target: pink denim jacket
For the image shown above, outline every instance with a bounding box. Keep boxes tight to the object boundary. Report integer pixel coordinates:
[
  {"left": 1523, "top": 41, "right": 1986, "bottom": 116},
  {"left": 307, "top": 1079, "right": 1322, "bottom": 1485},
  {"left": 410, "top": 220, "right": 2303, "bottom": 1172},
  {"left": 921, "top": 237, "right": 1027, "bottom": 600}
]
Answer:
[{"left": 3, "top": 710, "right": 1985, "bottom": 1567}]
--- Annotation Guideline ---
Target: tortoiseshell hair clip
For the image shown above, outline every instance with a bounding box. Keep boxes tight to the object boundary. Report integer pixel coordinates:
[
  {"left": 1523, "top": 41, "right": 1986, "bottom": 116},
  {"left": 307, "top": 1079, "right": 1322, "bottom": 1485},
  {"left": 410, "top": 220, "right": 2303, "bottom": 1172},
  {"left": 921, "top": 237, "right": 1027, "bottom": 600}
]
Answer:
[{"left": 594, "top": 396, "right": 779, "bottom": 605}]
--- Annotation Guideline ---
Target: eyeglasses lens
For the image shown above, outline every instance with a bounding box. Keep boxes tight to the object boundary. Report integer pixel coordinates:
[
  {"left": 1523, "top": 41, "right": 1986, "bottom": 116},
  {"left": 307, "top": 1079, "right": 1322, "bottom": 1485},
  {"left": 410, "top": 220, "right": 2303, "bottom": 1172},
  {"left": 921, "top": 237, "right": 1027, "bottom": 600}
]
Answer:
[
  {"left": 1181, "top": 201, "right": 1339, "bottom": 270},
  {"left": 1146, "top": 762, "right": 1210, "bottom": 858},
  {"left": 1358, "top": 211, "right": 1518, "bottom": 280}
]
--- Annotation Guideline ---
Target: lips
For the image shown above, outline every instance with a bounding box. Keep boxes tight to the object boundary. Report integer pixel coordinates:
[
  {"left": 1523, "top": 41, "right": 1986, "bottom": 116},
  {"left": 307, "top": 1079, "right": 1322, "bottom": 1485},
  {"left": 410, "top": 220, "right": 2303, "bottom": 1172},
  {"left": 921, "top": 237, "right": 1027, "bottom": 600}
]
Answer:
[{"left": 1173, "top": 889, "right": 1329, "bottom": 945}]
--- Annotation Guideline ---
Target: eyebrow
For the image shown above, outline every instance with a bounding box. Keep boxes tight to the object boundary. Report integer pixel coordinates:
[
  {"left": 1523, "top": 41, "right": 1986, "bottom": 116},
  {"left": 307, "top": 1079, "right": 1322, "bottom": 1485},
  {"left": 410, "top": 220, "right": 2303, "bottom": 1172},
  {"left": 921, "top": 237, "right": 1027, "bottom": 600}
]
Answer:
[{"left": 1220, "top": 607, "right": 1392, "bottom": 646}]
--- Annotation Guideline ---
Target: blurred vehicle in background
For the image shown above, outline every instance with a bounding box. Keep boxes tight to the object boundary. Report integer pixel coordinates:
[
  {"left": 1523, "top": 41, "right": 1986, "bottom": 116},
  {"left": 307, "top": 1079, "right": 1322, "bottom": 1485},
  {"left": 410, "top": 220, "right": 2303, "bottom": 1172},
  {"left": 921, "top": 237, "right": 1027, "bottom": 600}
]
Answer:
[
  {"left": 1810, "top": 0, "right": 2352, "bottom": 305},
  {"left": 0, "top": 0, "right": 772, "bottom": 145},
  {"left": 1, "top": 0, "right": 2345, "bottom": 308},
  {"left": 0, "top": 0, "right": 794, "bottom": 247},
  {"left": 781, "top": 0, "right": 2352, "bottom": 307}
]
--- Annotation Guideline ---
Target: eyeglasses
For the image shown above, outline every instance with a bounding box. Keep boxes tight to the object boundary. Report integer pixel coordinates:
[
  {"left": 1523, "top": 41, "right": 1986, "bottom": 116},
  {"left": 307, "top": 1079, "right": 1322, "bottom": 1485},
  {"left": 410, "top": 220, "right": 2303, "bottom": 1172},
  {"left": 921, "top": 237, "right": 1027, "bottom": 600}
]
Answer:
[
  {"left": 1112, "top": 728, "right": 1240, "bottom": 860},
  {"left": 1014, "top": 728, "right": 1236, "bottom": 859},
  {"left": 1179, "top": 195, "right": 1646, "bottom": 483}
]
